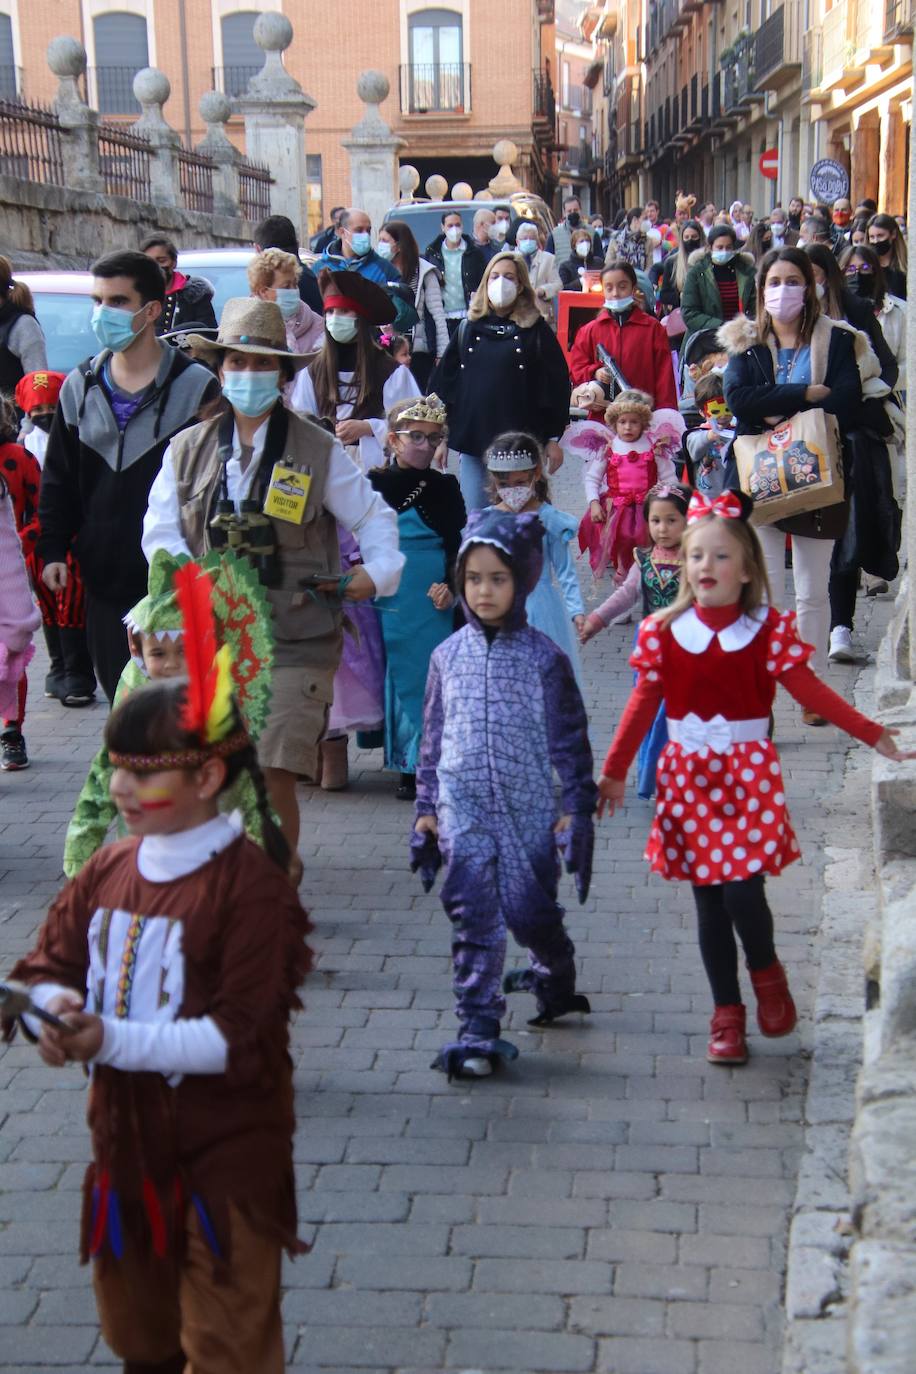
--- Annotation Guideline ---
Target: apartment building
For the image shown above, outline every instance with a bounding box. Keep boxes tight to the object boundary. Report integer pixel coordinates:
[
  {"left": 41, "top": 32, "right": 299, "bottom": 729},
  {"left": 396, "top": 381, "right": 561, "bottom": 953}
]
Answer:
[
  {"left": 555, "top": 0, "right": 601, "bottom": 211},
  {"left": 7, "top": 0, "right": 559, "bottom": 238}
]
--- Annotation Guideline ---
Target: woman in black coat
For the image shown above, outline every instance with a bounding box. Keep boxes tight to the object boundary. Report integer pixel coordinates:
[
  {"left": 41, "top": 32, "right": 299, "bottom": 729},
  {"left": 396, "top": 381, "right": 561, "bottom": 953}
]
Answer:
[
  {"left": 558, "top": 228, "right": 606, "bottom": 290},
  {"left": 721, "top": 247, "right": 862, "bottom": 707},
  {"left": 430, "top": 251, "right": 571, "bottom": 514}
]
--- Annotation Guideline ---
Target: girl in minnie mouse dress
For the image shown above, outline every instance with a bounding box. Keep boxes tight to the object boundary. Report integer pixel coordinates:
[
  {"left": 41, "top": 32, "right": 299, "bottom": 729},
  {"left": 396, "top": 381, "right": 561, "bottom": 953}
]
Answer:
[
  {"left": 597, "top": 489, "right": 914, "bottom": 1066},
  {"left": 568, "top": 390, "right": 682, "bottom": 583}
]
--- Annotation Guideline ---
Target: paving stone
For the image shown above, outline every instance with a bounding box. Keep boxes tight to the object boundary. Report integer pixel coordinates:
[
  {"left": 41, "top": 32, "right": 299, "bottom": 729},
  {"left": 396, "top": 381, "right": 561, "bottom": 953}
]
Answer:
[
  {"left": 425, "top": 1291, "right": 566, "bottom": 1330},
  {"left": 445, "top": 1328, "right": 595, "bottom": 1371}
]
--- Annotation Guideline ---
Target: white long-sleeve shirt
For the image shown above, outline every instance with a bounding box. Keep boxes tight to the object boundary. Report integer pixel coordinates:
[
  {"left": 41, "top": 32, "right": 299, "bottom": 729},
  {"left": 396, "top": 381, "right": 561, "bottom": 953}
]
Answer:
[
  {"left": 583, "top": 434, "right": 677, "bottom": 503},
  {"left": 290, "top": 364, "right": 420, "bottom": 472},
  {"left": 142, "top": 412, "right": 405, "bottom": 597}
]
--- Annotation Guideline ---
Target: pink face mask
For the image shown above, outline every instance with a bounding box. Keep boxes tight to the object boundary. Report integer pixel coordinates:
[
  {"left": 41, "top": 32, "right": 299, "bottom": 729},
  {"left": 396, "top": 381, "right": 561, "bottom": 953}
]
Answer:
[
  {"left": 397, "top": 443, "right": 435, "bottom": 470},
  {"left": 764, "top": 282, "right": 806, "bottom": 323}
]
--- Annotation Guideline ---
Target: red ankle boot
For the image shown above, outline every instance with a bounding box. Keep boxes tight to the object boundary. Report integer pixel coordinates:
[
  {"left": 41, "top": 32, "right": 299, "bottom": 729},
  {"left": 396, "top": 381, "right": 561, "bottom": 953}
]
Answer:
[
  {"left": 749, "top": 960, "right": 797, "bottom": 1037},
  {"left": 707, "top": 1004, "right": 748, "bottom": 1065}
]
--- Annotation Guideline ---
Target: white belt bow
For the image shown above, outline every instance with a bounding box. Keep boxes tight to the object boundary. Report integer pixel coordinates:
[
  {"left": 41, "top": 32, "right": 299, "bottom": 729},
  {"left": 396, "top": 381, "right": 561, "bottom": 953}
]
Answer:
[{"left": 667, "top": 712, "right": 769, "bottom": 754}]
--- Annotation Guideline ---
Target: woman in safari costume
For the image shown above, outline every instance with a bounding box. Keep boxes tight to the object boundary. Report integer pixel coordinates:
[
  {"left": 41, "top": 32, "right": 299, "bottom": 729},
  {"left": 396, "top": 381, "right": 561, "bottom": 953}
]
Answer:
[{"left": 142, "top": 297, "right": 404, "bottom": 865}]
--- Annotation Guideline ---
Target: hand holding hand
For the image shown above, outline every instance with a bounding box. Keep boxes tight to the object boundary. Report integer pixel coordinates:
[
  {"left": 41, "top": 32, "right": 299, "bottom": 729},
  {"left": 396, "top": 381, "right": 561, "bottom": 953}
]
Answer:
[
  {"left": 579, "top": 614, "right": 600, "bottom": 644},
  {"left": 428, "top": 583, "right": 453, "bottom": 611},
  {"left": 596, "top": 775, "right": 626, "bottom": 818},
  {"left": 42, "top": 562, "right": 68, "bottom": 592},
  {"left": 874, "top": 727, "right": 916, "bottom": 762}
]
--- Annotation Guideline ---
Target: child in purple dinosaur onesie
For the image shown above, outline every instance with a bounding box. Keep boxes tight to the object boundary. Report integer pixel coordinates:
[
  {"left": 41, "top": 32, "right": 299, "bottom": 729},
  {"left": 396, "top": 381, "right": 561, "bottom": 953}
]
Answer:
[{"left": 411, "top": 509, "right": 597, "bottom": 1080}]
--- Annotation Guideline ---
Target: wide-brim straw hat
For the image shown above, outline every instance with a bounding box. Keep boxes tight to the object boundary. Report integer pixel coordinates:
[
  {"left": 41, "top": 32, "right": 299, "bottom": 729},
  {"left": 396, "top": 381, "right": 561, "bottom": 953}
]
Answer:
[{"left": 183, "top": 297, "right": 312, "bottom": 370}]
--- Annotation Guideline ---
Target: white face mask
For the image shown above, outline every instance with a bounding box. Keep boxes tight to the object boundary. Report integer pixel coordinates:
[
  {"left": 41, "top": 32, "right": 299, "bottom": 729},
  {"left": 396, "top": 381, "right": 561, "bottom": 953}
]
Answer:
[
  {"left": 815, "top": 281, "right": 826, "bottom": 300},
  {"left": 576, "top": 241, "right": 590, "bottom": 259},
  {"left": 711, "top": 249, "right": 735, "bottom": 265},
  {"left": 497, "top": 483, "right": 534, "bottom": 511},
  {"left": 605, "top": 296, "right": 633, "bottom": 314},
  {"left": 487, "top": 276, "right": 517, "bottom": 309},
  {"left": 375, "top": 240, "right": 394, "bottom": 260},
  {"left": 494, "top": 219, "right": 509, "bottom": 237},
  {"left": 445, "top": 225, "right": 463, "bottom": 244}
]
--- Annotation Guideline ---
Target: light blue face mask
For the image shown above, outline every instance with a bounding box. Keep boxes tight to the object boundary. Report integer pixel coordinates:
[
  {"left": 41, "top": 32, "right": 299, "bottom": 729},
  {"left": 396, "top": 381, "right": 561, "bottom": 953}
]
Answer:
[
  {"left": 606, "top": 296, "right": 634, "bottom": 313},
  {"left": 375, "top": 240, "right": 393, "bottom": 260},
  {"left": 221, "top": 369, "right": 281, "bottom": 417},
  {"left": 711, "top": 250, "right": 735, "bottom": 265},
  {"left": 273, "top": 287, "right": 300, "bottom": 320},
  {"left": 91, "top": 303, "right": 148, "bottom": 353},
  {"left": 518, "top": 237, "right": 538, "bottom": 255},
  {"left": 350, "top": 231, "right": 371, "bottom": 257}
]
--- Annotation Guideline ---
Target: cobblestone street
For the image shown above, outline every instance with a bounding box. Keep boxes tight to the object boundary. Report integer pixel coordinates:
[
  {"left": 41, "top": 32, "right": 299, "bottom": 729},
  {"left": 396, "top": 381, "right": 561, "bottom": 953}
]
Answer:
[{"left": 0, "top": 460, "right": 894, "bottom": 1373}]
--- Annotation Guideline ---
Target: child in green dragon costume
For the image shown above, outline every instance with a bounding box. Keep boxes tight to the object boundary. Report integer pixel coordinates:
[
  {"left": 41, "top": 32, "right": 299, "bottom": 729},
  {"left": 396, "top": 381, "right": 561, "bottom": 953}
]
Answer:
[{"left": 63, "top": 548, "right": 274, "bottom": 877}]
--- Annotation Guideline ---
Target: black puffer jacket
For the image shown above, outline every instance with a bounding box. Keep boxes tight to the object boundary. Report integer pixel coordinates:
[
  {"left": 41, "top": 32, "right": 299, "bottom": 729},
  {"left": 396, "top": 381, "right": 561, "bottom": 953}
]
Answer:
[{"left": 158, "top": 275, "right": 218, "bottom": 336}]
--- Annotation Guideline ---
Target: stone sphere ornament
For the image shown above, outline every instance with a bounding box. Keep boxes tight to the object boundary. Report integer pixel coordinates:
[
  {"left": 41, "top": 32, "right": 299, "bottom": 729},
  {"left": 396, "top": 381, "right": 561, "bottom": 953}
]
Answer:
[
  {"left": 398, "top": 165, "right": 421, "bottom": 196},
  {"left": 133, "top": 67, "right": 171, "bottom": 108},
  {"left": 254, "top": 12, "right": 293, "bottom": 51},
  {"left": 425, "top": 174, "right": 448, "bottom": 200},
  {"left": 452, "top": 182, "right": 473, "bottom": 201},
  {"left": 493, "top": 139, "right": 519, "bottom": 169},
  {"left": 47, "top": 36, "right": 87, "bottom": 78},
  {"left": 474, "top": 189, "right": 494, "bottom": 201},
  {"left": 357, "top": 70, "right": 390, "bottom": 106},
  {"left": 199, "top": 90, "right": 231, "bottom": 126}
]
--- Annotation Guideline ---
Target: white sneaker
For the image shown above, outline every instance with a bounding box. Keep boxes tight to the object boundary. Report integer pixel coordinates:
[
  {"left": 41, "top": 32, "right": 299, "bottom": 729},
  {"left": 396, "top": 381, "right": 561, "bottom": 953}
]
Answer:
[
  {"left": 459, "top": 1056, "right": 494, "bottom": 1077},
  {"left": 829, "top": 627, "right": 856, "bottom": 663}
]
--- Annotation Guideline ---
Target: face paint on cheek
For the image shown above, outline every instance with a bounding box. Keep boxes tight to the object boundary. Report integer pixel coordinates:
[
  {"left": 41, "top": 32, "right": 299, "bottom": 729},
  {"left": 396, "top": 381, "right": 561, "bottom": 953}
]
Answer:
[{"left": 135, "top": 783, "right": 176, "bottom": 811}]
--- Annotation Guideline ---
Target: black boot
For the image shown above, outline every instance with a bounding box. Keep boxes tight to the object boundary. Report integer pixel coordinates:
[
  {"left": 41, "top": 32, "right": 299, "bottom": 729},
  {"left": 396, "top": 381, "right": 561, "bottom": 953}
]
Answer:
[
  {"left": 58, "top": 627, "right": 96, "bottom": 707},
  {"left": 42, "top": 624, "right": 66, "bottom": 700}
]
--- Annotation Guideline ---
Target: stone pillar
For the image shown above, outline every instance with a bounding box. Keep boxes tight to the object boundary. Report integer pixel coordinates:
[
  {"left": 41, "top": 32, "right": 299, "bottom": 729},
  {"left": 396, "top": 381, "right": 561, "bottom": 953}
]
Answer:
[
  {"left": 47, "top": 35, "right": 103, "bottom": 193},
  {"left": 341, "top": 72, "right": 406, "bottom": 235},
  {"left": 880, "top": 105, "right": 906, "bottom": 215},
  {"left": 132, "top": 68, "right": 180, "bottom": 207},
  {"left": 197, "top": 91, "right": 240, "bottom": 217},
  {"left": 851, "top": 112, "right": 880, "bottom": 206},
  {"left": 237, "top": 13, "right": 315, "bottom": 236},
  {"left": 488, "top": 140, "right": 522, "bottom": 196}
]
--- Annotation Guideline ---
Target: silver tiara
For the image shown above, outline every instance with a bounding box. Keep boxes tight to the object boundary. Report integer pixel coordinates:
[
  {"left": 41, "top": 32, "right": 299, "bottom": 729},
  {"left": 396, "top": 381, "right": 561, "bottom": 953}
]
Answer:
[{"left": 486, "top": 449, "right": 537, "bottom": 471}]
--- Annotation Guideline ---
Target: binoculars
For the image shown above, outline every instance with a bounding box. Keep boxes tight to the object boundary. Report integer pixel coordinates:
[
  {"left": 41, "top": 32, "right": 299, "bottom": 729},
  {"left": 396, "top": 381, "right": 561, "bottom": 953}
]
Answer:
[{"left": 209, "top": 499, "right": 280, "bottom": 588}]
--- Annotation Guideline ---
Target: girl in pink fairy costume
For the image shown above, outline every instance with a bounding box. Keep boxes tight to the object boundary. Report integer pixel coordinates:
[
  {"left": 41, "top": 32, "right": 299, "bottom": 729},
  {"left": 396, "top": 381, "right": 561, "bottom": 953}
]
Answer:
[{"left": 569, "top": 390, "right": 683, "bottom": 583}]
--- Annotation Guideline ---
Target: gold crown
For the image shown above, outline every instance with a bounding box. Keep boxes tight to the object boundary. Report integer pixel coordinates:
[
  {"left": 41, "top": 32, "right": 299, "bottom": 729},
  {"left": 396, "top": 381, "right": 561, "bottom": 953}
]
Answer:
[{"left": 397, "top": 393, "right": 447, "bottom": 425}]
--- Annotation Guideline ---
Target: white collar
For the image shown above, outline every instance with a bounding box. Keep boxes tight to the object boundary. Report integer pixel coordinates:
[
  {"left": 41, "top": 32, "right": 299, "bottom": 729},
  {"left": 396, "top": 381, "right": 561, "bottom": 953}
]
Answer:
[
  {"left": 137, "top": 813, "right": 241, "bottom": 883},
  {"left": 611, "top": 434, "right": 652, "bottom": 454},
  {"left": 229, "top": 416, "right": 270, "bottom": 466},
  {"left": 671, "top": 604, "right": 768, "bottom": 655}
]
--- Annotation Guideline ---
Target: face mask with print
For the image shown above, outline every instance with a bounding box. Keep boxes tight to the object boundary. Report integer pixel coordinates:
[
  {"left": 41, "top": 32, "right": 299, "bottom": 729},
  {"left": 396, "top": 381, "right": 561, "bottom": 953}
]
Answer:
[
  {"left": 445, "top": 225, "right": 463, "bottom": 245},
  {"left": 711, "top": 250, "right": 735, "bottom": 266},
  {"left": 576, "top": 240, "right": 590, "bottom": 259},
  {"left": 497, "top": 483, "right": 534, "bottom": 512},
  {"left": 518, "top": 237, "right": 538, "bottom": 255},
  {"left": 605, "top": 295, "right": 634, "bottom": 313},
  {"left": 91, "top": 302, "right": 148, "bottom": 353},
  {"left": 221, "top": 370, "right": 281, "bottom": 417},
  {"left": 487, "top": 276, "right": 517, "bottom": 308},
  {"left": 273, "top": 287, "right": 300, "bottom": 320},
  {"left": 375, "top": 240, "right": 394, "bottom": 260},
  {"left": 349, "top": 231, "right": 371, "bottom": 257},
  {"left": 326, "top": 313, "right": 359, "bottom": 344},
  {"left": 764, "top": 282, "right": 806, "bottom": 322}
]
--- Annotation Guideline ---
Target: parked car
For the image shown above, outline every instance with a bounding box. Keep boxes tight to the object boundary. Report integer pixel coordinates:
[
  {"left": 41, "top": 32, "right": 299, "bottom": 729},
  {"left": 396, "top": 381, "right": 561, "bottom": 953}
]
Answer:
[
  {"left": 178, "top": 247, "right": 318, "bottom": 322},
  {"left": 16, "top": 272, "right": 95, "bottom": 373},
  {"left": 383, "top": 194, "right": 555, "bottom": 257}
]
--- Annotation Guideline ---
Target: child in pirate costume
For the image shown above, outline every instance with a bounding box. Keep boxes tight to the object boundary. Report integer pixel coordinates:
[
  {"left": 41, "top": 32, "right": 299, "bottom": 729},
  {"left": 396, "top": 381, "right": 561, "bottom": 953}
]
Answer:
[
  {"left": 3, "top": 564, "right": 311, "bottom": 1374},
  {"left": 412, "top": 510, "right": 596, "bottom": 1080},
  {"left": 63, "top": 548, "right": 275, "bottom": 878},
  {"left": 142, "top": 298, "right": 403, "bottom": 860}
]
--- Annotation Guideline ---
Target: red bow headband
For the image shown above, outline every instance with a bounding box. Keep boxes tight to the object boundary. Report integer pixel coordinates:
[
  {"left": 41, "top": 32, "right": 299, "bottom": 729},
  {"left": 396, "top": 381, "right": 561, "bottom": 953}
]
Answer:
[
  {"left": 323, "top": 293, "right": 371, "bottom": 319},
  {"left": 687, "top": 490, "right": 744, "bottom": 524}
]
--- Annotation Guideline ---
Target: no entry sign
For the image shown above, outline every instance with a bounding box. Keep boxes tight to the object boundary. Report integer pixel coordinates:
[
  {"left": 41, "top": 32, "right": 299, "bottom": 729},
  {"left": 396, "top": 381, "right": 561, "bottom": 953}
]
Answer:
[{"left": 759, "top": 148, "right": 779, "bottom": 180}]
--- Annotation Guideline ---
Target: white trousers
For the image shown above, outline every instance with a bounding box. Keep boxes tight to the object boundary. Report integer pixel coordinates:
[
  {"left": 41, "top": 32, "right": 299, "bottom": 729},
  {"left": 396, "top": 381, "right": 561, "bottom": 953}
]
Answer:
[{"left": 756, "top": 525, "right": 834, "bottom": 677}]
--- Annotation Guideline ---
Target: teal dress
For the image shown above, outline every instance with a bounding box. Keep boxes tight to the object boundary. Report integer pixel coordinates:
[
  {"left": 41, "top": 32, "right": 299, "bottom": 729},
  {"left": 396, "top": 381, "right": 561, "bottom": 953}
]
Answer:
[{"left": 370, "top": 466, "right": 467, "bottom": 774}]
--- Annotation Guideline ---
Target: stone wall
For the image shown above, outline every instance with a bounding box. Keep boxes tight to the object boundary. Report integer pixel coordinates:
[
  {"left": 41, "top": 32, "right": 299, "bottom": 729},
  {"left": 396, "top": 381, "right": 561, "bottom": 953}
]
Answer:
[{"left": 0, "top": 174, "right": 252, "bottom": 270}]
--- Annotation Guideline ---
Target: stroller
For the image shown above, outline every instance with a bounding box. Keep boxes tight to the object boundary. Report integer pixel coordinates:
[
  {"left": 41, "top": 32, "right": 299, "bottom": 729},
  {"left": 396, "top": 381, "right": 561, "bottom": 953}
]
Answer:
[{"left": 677, "top": 328, "right": 727, "bottom": 431}]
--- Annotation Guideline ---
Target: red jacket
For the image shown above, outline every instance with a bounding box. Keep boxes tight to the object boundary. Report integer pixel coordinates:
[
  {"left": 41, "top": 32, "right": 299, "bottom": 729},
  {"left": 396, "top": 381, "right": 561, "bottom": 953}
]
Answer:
[{"left": 569, "top": 308, "right": 678, "bottom": 411}]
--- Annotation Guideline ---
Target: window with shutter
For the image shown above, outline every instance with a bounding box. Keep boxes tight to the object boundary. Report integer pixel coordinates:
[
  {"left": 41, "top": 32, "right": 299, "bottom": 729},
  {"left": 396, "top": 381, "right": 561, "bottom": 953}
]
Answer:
[{"left": 93, "top": 12, "right": 149, "bottom": 114}]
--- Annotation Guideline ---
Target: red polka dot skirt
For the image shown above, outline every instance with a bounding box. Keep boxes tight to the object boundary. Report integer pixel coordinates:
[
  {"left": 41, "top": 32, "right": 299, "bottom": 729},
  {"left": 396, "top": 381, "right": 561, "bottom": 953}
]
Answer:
[{"left": 646, "top": 740, "right": 801, "bottom": 885}]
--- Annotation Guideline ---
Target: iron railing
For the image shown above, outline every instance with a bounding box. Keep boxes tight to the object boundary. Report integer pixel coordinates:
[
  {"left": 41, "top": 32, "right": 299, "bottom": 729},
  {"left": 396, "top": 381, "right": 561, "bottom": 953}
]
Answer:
[
  {"left": 237, "top": 157, "right": 272, "bottom": 222},
  {"left": 176, "top": 144, "right": 215, "bottom": 214},
  {"left": 399, "top": 63, "right": 470, "bottom": 114},
  {"left": 89, "top": 66, "right": 142, "bottom": 116},
  {"left": 211, "top": 65, "right": 262, "bottom": 99},
  {"left": 755, "top": 0, "right": 803, "bottom": 85},
  {"left": 0, "top": 97, "right": 64, "bottom": 185},
  {"left": 98, "top": 123, "right": 152, "bottom": 200},
  {"left": 533, "top": 68, "right": 556, "bottom": 125}
]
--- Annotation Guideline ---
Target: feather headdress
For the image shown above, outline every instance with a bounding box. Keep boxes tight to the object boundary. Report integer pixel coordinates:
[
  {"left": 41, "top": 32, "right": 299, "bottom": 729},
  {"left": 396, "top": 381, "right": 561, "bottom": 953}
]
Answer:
[{"left": 173, "top": 562, "right": 235, "bottom": 745}]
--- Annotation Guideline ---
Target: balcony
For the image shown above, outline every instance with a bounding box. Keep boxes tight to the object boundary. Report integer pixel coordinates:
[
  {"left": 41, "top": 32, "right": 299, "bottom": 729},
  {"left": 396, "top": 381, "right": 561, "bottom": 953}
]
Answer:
[
  {"left": 754, "top": 0, "right": 803, "bottom": 90},
  {"left": 211, "top": 65, "right": 262, "bottom": 99},
  {"left": 616, "top": 119, "right": 642, "bottom": 166},
  {"left": 399, "top": 63, "right": 471, "bottom": 115},
  {"left": 885, "top": 0, "right": 915, "bottom": 39},
  {"left": 560, "top": 83, "right": 594, "bottom": 115},
  {"left": 720, "top": 64, "right": 741, "bottom": 118},
  {"left": 853, "top": 0, "right": 895, "bottom": 61},
  {"left": 801, "top": 28, "right": 824, "bottom": 100},
  {"left": 88, "top": 66, "right": 142, "bottom": 116},
  {"left": 821, "top": 1, "right": 864, "bottom": 89}
]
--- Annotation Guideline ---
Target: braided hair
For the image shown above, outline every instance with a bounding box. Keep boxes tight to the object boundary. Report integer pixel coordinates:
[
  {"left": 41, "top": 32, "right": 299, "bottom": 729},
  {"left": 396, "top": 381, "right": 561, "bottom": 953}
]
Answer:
[{"left": 105, "top": 680, "right": 291, "bottom": 872}]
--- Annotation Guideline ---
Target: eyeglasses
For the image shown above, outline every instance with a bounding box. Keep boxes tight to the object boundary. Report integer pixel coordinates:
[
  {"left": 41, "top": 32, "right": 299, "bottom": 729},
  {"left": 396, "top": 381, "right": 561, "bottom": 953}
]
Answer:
[
  {"left": 395, "top": 430, "right": 442, "bottom": 445},
  {"left": 844, "top": 266, "right": 874, "bottom": 276}
]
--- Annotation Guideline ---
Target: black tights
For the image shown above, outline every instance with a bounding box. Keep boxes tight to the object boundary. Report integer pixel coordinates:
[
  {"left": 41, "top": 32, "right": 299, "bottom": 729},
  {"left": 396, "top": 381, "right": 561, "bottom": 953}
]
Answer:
[{"left": 692, "top": 876, "right": 777, "bottom": 1006}]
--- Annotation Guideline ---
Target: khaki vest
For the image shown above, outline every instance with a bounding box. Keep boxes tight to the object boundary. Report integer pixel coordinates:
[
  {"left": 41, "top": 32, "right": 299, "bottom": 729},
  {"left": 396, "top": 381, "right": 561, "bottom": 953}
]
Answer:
[{"left": 170, "top": 410, "right": 342, "bottom": 667}]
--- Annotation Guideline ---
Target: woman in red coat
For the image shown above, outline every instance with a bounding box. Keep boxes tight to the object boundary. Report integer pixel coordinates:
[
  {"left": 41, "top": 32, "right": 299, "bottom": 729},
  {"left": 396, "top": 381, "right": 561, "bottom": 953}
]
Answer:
[{"left": 569, "top": 261, "right": 677, "bottom": 412}]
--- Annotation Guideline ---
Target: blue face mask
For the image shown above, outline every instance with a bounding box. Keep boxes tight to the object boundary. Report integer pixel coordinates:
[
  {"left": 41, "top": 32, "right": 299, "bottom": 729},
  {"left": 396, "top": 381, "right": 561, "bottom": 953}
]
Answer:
[
  {"left": 273, "top": 287, "right": 300, "bottom": 320},
  {"left": 91, "top": 302, "right": 148, "bottom": 353},
  {"left": 711, "top": 250, "right": 735, "bottom": 265},
  {"left": 518, "top": 237, "right": 538, "bottom": 255},
  {"left": 350, "top": 231, "right": 371, "bottom": 257},
  {"left": 606, "top": 296, "right": 634, "bottom": 313},
  {"left": 221, "top": 369, "right": 281, "bottom": 417}
]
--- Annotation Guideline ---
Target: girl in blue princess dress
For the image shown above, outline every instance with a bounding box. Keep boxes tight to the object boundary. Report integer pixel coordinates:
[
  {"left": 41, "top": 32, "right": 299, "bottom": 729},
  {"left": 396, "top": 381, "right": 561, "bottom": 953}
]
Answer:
[{"left": 486, "top": 432, "right": 586, "bottom": 690}]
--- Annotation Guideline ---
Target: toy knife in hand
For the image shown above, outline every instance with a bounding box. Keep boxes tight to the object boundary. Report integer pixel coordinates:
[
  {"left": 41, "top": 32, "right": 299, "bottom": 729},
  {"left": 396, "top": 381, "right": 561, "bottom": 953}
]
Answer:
[
  {"left": 596, "top": 345, "right": 631, "bottom": 399},
  {"left": 0, "top": 980, "right": 74, "bottom": 1031}
]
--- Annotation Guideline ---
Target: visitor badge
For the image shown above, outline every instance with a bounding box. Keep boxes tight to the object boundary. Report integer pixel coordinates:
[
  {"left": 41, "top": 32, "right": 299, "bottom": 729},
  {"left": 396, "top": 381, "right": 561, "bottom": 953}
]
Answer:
[{"left": 263, "top": 462, "right": 311, "bottom": 524}]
